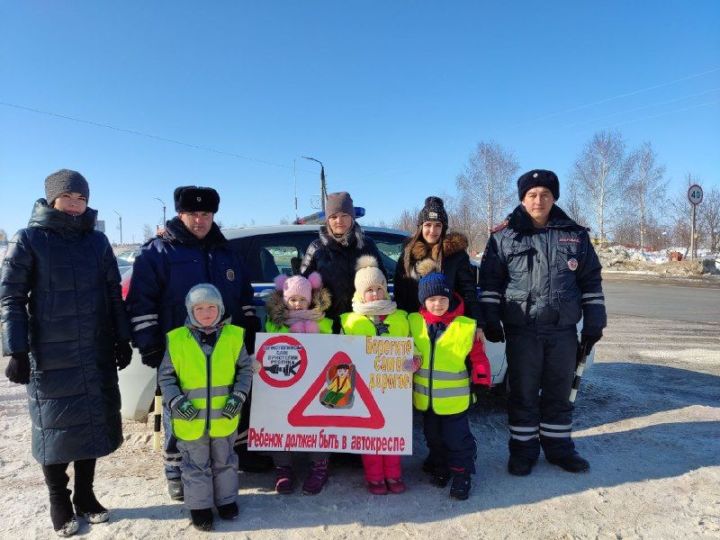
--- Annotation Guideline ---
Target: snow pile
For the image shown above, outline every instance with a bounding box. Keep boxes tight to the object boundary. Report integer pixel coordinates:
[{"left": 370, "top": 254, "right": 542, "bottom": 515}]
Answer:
[{"left": 597, "top": 245, "right": 720, "bottom": 276}]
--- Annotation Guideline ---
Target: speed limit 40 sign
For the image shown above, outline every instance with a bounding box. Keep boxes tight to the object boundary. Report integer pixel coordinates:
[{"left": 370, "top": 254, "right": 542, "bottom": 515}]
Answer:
[{"left": 688, "top": 184, "right": 703, "bottom": 205}]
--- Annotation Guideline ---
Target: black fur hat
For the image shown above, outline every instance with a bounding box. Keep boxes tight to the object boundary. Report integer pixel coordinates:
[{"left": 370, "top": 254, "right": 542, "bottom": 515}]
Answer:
[
  {"left": 517, "top": 170, "right": 560, "bottom": 201},
  {"left": 174, "top": 186, "right": 220, "bottom": 213}
]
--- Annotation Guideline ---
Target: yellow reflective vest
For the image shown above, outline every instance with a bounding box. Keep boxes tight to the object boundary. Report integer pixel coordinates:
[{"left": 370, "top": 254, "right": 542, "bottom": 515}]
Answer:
[
  {"left": 167, "top": 324, "right": 244, "bottom": 441},
  {"left": 340, "top": 309, "right": 409, "bottom": 337},
  {"left": 408, "top": 313, "right": 475, "bottom": 415},
  {"left": 265, "top": 317, "right": 333, "bottom": 334}
]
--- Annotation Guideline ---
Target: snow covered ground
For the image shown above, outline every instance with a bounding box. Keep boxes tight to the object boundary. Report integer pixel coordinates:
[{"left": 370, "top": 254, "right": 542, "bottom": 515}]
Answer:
[{"left": 1, "top": 280, "right": 719, "bottom": 539}]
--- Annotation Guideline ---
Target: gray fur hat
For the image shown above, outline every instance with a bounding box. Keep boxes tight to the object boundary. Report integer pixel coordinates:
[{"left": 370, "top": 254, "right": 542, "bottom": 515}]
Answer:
[
  {"left": 45, "top": 169, "right": 90, "bottom": 205},
  {"left": 185, "top": 283, "right": 225, "bottom": 327}
]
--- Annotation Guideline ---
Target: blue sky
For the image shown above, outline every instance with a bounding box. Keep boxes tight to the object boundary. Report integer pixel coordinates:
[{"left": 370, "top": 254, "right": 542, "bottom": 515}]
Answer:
[{"left": 2, "top": 1, "right": 719, "bottom": 243}]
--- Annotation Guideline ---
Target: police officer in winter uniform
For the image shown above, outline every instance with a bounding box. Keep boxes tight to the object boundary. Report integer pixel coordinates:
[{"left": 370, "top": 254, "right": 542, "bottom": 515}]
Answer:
[
  {"left": 479, "top": 170, "right": 606, "bottom": 476},
  {"left": 126, "top": 186, "right": 269, "bottom": 501}
]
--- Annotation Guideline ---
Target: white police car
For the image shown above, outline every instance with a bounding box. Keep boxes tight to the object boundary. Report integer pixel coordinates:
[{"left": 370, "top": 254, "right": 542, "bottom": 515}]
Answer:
[{"left": 118, "top": 224, "right": 513, "bottom": 421}]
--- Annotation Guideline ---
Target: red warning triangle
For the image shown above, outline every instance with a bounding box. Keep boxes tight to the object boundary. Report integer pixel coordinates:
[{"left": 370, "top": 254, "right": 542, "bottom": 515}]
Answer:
[{"left": 287, "top": 352, "right": 385, "bottom": 429}]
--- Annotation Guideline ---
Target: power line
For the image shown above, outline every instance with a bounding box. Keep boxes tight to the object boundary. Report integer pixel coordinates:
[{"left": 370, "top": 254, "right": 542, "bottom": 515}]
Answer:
[
  {"left": 0, "top": 100, "right": 298, "bottom": 171},
  {"left": 550, "top": 87, "right": 720, "bottom": 133},
  {"left": 521, "top": 65, "right": 720, "bottom": 125},
  {"left": 604, "top": 99, "right": 720, "bottom": 129}
]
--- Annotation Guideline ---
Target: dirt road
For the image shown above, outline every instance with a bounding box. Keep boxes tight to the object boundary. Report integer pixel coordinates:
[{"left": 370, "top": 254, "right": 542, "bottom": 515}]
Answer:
[{"left": 0, "top": 276, "right": 718, "bottom": 539}]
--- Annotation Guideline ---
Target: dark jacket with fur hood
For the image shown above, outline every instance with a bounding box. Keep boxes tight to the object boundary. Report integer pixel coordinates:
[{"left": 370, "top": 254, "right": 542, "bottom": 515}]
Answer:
[
  {"left": 300, "top": 223, "right": 385, "bottom": 330},
  {"left": 265, "top": 285, "right": 332, "bottom": 329},
  {"left": 394, "top": 231, "right": 484, "bottom": 326}
]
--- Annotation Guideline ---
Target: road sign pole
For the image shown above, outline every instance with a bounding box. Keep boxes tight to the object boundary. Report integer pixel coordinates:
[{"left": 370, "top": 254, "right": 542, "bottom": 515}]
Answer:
[
  {"left": 687, "top": 184, "right": 703, "bottom": 261},
  {"left": 690, "top": 204, "right": 696, "bottom": 261}
]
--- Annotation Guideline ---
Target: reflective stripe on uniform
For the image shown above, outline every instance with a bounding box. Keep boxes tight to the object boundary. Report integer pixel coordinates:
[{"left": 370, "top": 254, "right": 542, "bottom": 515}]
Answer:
[
  {"left": 415, "top": 368, "right": 468, "bottom": 381},
  {"left": 509, "top": 424, "right": 539, "bottom": 441},
  {"left": 134, "top": 321, "right": 159, "bottom": 331},
  {"left": 185, "top": 386, "right": 233, "bottom": 400},
  {"left": 581, "top": 293, "right": 604, "bottom": 299},
  {"left": 234, "top": 429, "right": 249, "bottom": 446},
  {"left": 480, "top": 291, "right": 501, "bottom": 304},
  {"left": 583, "top": 299, "right": 605, "bottom": 305},
  {"left": 164, "top": 451, "right": 182, "bottom": 466},
  {"left": 539, "top": 421, "right": 572, "bottom": 438},
  {"left": 412, "top": 384, "right": 470, "bottom": 398},
  {"left": 540, "top": 422, "right": 572, "bottom": 430},
  {"left": 131, "top": 314, "right": 158, "bottom": 323},
  {"left": 539, "top": 430, "right": 572, "bottom": 438},
  {"left": 509, "top": 425, "right": 539, "bottom": 433},
  {"left": 510, "top": 433, "right": 538, "bottom": 441}
]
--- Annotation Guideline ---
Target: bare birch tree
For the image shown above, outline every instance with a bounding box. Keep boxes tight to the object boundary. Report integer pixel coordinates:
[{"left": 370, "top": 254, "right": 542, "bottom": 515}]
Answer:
[
  {"left": 572, "top": 130, "right": 627, "bottom": 244},
  {"left": 392, "top": 208, "right": 418, "bottom": 234},
  {"left": 699, "top": 188, "right": 720, "bottom": 252},
  {"left": 563, "top": 177, "right": 588, "bottom": 228},
  {"left": 624, "top": 142, "right": 667, "bottom": 252},
  {"left": 456, "top": 141, "right": 519, "bottom": 248}
]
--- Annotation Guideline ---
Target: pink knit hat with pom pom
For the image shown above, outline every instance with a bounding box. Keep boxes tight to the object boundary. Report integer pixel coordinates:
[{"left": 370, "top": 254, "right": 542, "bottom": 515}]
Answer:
[{"left": 274, "top": 272, "right": 323, "bottom": 303}]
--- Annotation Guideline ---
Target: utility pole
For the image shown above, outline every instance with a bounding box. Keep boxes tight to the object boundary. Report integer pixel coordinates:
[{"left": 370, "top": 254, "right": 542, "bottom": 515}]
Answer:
[
  {"left": 302, "top": 156, "right": 327, "bottom": 213},
  {"left": 114, "top": 210, "right": 123, "bottom": 245},
  {"left": 154, "top": 197, "right": 167, "bottom": 226}
]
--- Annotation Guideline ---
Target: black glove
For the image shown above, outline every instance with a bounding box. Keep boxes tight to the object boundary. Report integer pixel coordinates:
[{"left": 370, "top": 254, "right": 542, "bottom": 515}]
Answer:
[
  {"left": 5, "top": 353, "right": 30, "bottom": 384},
  {"left": 221, "top": 392, "right": 246, "bottom": 420},
  {"left": 483, "top": 321, "right": 505, "bottom": 343},
  {"left": 580, "top": 330, "right": 603, "bottom": 356},
  {"left": 470, "top": 383, "right": 490, "bottom": 408},
  {"left": 114, "top": 340, "right": 133, "bottom": 371},
  {"left": 141, "top": 347, "right": 164, "bottom": 369},
  {"left": 172, "top": 395, "right": 200, "bottom": 421}
]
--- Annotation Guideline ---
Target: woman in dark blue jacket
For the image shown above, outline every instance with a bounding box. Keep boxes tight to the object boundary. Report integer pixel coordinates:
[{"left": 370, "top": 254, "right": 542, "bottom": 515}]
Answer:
[{"left": 0, "top": 170, "right": 131, "bottom": 537}]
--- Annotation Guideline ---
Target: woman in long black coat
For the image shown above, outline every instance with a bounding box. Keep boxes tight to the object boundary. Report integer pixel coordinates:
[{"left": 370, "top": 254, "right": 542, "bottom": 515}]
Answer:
[
  {"left": 393, "top": 196, "right": 485, "bottom": 340},
  {"left": 1, "top": 170, "right": 131, "bottom": 537}
]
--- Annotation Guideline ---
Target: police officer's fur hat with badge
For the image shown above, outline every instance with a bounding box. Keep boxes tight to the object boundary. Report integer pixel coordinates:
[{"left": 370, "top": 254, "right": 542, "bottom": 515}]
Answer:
[
  {"left": 517, "top": 169, "right": 560, "bottom": 201},
  {"left": 174, "top": 185, "right": 220, "bottom": 213}
]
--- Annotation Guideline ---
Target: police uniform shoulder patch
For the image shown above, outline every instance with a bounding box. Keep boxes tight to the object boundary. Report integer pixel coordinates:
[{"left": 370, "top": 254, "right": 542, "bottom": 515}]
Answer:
[{"left": 490, "top": 219, "right": 509, "bottom": 234}]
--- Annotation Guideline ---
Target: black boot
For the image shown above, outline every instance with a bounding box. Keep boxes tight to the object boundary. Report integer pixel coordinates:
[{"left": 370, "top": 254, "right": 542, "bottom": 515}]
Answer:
[
  {"left": 430, "top": 467, "right": 451, "bottom": 488},
  {"left": 190, "top": 508, "right": 214, "bottom": 531},
  {"left": 508, "top": 455, "right": 537, "bottom": 476},
  {"left": 42, "top": 463, "right": 79, "bottom": 537},
  {"left": 73, "top": 459, "right": 108, "bottom": 524},
  {"left": 546, "top": 452, "right": 590, "bottom": 473},
  {"left": 449, "top": 470, "right": 471, "bottom": 501},
  {"left": 167, "top": 478, "right": 184, "bottom": 501},
  {"left": 217, "top": 501, "right": 239, "bottom": 520}
]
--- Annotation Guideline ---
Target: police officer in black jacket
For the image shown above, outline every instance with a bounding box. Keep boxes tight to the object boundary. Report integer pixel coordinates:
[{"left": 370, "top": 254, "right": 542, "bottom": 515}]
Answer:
[
  {"left": 479, "top": 170, "right": 606, "bottom": 476},
  {"left": 126, "top": 186, "right": 269, "bottom": 501}
]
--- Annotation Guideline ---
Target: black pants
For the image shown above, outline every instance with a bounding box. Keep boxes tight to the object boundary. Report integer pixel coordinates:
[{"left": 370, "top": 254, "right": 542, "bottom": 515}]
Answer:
[
  {"left": 505, "top": 325, "right": 578, "bottom": 460},
  {"left": 41, "top": 458, "right": 96, "bottom": 504},
  {"left": 423, "top": 409, "right": 477, "bottom": 473}
]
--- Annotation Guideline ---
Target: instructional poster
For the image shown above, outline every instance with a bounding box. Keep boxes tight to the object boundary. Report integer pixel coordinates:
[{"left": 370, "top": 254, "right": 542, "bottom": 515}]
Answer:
[{"left": 248, "top": 333, "right": 414, "bottom": 455}]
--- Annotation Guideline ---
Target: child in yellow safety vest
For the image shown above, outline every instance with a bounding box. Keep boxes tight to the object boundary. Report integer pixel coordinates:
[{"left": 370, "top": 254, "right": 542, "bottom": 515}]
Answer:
[
  {"left": 341, "top": 255, "right": 415, "bottom": 495},
  {"left": 158, "top": 283, "right": 253, "bottom": 531},
  {"left": 409, "top": 272, "right": 491, "bottom": 501},
  {"left": 264, "top": 271, "right": 334, "bottom": 494}
]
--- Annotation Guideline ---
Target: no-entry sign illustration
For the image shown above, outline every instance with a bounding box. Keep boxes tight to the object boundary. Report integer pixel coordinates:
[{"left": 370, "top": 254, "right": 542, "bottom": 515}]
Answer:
[{"left": 249, "top": 333, "right": 414, "bottom": 455}]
